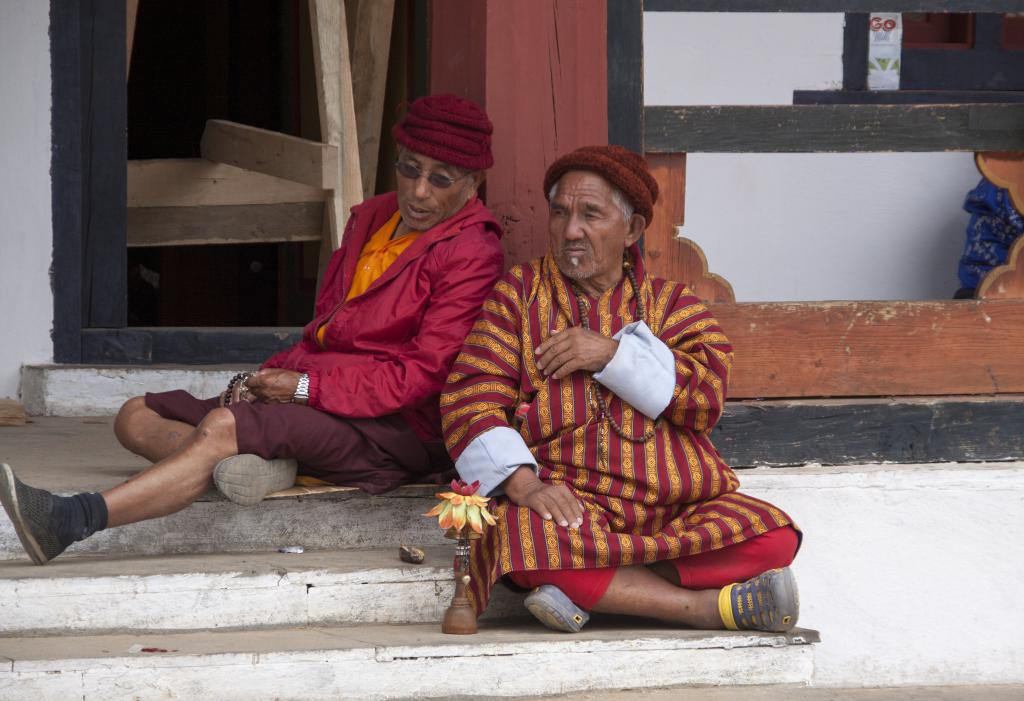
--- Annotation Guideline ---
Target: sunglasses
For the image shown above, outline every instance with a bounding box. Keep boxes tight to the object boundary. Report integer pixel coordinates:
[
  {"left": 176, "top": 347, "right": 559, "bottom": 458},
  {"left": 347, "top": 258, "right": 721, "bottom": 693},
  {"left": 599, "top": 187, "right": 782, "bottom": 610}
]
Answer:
[{"left": 394, "top": 159, "right": 471, "bottom": 190}]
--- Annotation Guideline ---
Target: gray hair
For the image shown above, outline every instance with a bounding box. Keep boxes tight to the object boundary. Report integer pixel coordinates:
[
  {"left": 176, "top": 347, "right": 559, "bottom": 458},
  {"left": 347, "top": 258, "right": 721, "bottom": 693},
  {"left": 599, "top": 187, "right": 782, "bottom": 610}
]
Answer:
[{"left": 548, "top": 180, "right": 634, "bottom": 224}]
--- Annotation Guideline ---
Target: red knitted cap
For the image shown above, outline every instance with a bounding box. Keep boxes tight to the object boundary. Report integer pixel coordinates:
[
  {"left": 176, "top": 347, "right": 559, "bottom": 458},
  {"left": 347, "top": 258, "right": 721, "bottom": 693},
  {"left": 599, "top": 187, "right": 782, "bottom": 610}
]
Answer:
[
  {"left": 543, "top": 145, "right": 659, "bottom": 228},
  {"left": 392, "top": 94, "right": 494, "bottom": 171}
]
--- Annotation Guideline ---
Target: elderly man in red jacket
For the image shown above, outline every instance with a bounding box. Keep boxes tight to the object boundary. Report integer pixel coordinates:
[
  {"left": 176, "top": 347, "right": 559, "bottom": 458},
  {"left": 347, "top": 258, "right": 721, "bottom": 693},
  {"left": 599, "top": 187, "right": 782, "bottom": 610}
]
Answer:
[{"left": 0, "top": 94, "right": 505, "bottom": 565}]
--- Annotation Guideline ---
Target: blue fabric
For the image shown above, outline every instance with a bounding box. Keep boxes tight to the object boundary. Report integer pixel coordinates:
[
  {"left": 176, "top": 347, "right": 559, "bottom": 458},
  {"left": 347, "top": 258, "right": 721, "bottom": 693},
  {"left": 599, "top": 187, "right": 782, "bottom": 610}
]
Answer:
[{"left": 957, "top": 178, "right": 1024, "bottom": 291}]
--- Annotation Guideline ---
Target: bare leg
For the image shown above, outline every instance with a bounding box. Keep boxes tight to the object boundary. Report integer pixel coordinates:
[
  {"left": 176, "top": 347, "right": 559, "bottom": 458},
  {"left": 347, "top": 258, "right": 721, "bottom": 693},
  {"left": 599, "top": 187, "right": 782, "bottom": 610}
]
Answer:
[
  {"left": 103, "top": 407, "right": 239, "bottom": 527},
  {"left": 114, "top": 396, "right": 196, "bottom": 463},
  {"left": 591, "top": 565, "right": 723, "bottom": 629}
]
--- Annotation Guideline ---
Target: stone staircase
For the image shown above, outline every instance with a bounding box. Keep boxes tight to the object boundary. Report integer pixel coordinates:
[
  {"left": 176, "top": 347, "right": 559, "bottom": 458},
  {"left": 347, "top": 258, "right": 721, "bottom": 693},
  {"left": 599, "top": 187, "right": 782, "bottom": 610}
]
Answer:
[{"left": 0, "top": 415, "right": 818, "bottom": 699}]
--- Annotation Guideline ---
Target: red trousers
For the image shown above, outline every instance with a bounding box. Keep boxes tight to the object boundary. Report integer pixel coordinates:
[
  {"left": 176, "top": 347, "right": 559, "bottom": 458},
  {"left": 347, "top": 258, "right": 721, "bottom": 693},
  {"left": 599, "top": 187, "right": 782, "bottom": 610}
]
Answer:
[{"left": 508, "top": 525, "right": 799, "bottom": 610}]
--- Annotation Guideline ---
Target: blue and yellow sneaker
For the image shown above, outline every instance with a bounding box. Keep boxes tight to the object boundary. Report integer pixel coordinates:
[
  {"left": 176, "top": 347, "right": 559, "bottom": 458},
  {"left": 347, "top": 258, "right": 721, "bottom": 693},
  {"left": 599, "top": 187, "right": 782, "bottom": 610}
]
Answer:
[{"left": 718, "top": 567, "right": 799, "bottom": 632}]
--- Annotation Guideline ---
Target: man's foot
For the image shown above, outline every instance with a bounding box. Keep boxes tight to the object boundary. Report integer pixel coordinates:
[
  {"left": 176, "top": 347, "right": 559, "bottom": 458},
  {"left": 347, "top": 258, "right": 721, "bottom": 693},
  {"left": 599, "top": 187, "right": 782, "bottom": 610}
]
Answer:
[
  {"left": 0, "top": 463, "right": 68, "bottom": 565},
  {"left": 718, "top": 567, "right": 799, "bottom": 632},
  {"left": 213, "top": 455, "right": 297, "bottom": 506},
  {"left": 524, "top": 584, "right": 590, "bottom": 633}
]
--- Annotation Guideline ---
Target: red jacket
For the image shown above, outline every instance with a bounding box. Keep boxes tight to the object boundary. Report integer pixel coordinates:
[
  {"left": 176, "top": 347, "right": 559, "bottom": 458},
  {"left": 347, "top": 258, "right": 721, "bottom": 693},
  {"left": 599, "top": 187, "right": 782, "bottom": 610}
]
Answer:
[{"left": 263, "top": 192, "right": 504, "bottom": 440}]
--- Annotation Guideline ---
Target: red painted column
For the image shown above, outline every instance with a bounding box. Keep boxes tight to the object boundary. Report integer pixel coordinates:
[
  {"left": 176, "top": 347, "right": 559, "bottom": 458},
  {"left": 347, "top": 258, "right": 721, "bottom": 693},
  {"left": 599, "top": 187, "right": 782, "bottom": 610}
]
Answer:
[{"left": 430, "top": 0, "right": 608, "bottom": 266}]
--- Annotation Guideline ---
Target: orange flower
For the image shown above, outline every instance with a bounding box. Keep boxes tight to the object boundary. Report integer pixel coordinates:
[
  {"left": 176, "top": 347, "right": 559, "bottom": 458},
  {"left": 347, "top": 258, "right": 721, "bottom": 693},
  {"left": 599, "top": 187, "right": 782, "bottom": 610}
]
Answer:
[{"left": 424, "top": 480, "right": 497, "bottom": 534}]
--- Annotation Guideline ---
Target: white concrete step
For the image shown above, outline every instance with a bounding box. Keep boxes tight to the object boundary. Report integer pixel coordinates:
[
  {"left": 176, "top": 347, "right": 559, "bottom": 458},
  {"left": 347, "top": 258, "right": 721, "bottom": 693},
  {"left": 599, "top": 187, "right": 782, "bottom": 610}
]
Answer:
[
  {"left": 0, "top": 485, "right": 448, "bottom": 560},
  {"left": 0, "top": 547, "right": 525, "bottom": 635},
  {"left": 21, "top": 364, "right": 249, "bottom": 416},
  {"left": 0, "top": 622, "right": 818, "bottom": 700}
]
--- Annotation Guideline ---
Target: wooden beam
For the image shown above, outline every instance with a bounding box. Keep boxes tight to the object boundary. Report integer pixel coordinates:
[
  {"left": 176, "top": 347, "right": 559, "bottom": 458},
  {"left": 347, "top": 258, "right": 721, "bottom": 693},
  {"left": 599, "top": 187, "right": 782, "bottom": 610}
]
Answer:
[
  {"left": 348, "top": 0, "right": 395, "bottom": 199},
  {"left": 125, "top": 0, "right": 138, "bottom": 81},
  {"left": 607, "top": 0, "right": 644, "bottom": 152},
  {"left": 644, "top": 104, "right": 1024, "bottom": 153},
  {"left": 81, "top": 328, "right": 302, "bottom": 365},
  {"left": 309, "top": 0, "right": 363, "bottom": 259},
  {"left": 716, "top": 396, "right": 1024, "bottom": 467},
  {"left": 200, "top": 120, "right": 339, "bottom": 190},
  {"left": 795, "top": 90, "right": 1024, "bottom": 105},
  {"left": 128, "top": 159, "right": 324, "bottom": 208},
  {"left": 645, "top": 1, "right": 1024, "bottom": 11},
  {"left": 127, "top": 203, "right": 324, "bottom": 247},
  {"left": 714, "top": 300, "right": 1024, "bottom": 398}
]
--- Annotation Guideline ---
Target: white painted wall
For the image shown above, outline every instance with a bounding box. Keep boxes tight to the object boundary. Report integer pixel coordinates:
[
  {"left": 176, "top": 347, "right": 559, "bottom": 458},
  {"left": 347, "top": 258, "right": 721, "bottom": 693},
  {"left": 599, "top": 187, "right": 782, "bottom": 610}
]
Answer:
[
  {"left": 644, "top": 13, "right": 980, "bottom": 301},
  {"left": 0, "top": 1, "right": 53, "bottom": 398},
  {"left": 742, "top": 463, "right": 1024, "bottom": 687}
]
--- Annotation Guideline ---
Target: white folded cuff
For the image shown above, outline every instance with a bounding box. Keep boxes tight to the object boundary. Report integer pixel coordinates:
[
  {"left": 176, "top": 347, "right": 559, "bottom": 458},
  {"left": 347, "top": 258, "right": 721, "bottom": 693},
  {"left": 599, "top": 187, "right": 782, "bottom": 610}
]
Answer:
[
  {"left": 593, "top": 320, "right": 675, "bottom": 419},
  {"left": 455, "top": 426, "right": 538, "bottom": 497}
]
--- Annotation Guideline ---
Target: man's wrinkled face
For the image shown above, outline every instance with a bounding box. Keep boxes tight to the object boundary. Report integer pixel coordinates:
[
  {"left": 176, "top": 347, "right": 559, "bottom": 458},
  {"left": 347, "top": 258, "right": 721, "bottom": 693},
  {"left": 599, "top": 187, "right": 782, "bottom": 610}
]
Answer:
[
  {"left": 395, "top": 149, "right": 481, "bottom": 231},
  {"left": 548, "top": 171, "right": 643, "bottom": 286}
]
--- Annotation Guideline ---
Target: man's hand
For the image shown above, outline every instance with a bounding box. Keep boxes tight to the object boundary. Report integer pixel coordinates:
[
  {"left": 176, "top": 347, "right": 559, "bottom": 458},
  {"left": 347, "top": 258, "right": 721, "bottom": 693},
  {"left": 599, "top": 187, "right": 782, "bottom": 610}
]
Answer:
[
  {"left": 535, "top": 327, "right": 618, "bottom": 380},
  {"left": 502, "top": 466, "right": 583, "bottom": 529},
  {"left": 244, "top": 369, "right": 304, "bottom": 404}
]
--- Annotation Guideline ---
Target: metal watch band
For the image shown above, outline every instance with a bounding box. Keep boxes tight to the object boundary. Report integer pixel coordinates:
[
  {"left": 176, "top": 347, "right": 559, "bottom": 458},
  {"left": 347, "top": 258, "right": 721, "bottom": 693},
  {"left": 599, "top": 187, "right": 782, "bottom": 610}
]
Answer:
[{"left": 293, "top": 373, "right": 310, "bottom": 402}]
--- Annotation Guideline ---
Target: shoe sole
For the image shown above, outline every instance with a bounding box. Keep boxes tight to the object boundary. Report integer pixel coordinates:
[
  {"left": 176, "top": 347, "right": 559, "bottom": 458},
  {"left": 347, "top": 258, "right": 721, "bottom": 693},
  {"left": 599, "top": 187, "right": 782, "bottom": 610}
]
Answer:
[
  {"left": 214, "top": 455, "right": 297, "bottom": 506},
  {"left": 767, "top": 567, "right": 800, "bottom": 632},
  {"left": 0, "top": 464, "right": 48, "bottom": 565},
  {"left": 524, "top": 585, "right": 589, "bottom": 633}
]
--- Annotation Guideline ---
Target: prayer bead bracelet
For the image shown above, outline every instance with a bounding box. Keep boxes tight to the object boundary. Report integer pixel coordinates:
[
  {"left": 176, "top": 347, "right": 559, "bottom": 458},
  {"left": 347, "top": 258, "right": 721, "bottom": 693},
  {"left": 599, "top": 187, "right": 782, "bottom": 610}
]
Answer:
[{"left": 223, "top": 372, "right": 252, "bottom": 406}]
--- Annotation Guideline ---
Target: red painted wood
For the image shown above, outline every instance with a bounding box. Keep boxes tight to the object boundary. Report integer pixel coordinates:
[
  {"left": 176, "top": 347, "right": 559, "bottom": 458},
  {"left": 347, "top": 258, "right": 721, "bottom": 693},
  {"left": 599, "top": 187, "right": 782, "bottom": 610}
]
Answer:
[{"left": 429, "top": 0, "right": 608, "bottom": 267}]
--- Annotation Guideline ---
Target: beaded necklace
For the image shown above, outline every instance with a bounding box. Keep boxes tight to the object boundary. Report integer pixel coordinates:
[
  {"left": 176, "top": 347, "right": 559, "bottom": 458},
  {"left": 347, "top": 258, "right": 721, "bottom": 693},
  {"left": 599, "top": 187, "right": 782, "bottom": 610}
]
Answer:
[{"left": 571, "top": 258, "right": 657, "bottom": 443}]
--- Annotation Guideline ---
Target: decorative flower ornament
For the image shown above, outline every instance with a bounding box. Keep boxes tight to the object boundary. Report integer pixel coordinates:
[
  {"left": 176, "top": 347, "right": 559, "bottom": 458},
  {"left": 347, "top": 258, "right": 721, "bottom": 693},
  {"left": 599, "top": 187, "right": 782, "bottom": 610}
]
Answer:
[{"left": 424, "top": 479, "right": 497, "bottom": 535}]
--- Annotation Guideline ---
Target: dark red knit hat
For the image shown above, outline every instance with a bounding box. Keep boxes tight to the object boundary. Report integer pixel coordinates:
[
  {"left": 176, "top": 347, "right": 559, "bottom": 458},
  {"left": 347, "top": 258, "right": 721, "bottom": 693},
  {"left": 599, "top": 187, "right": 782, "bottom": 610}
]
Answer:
[
  {"left": 543, "top": 145, "right": 659, "bottom": 228},
  {"left": 392, "top": 94, "right": 494, "bottom": 171}
]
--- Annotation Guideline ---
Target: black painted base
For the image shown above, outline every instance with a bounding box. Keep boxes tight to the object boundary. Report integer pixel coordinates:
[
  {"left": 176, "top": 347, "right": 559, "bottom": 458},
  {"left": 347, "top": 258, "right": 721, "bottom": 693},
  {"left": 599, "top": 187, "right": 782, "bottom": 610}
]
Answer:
[{"left": 716, "top": 396, "right": 1024, "bottom": 468}]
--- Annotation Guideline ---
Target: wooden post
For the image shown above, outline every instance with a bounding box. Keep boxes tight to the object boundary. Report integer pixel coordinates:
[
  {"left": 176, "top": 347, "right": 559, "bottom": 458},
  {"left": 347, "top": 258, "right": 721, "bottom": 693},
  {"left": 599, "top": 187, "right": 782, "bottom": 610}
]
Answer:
[
  {"left": 429, "top": 0, "right": 608, "bottom": 266},
  {"left": 348, "top": 0, "right": 395, "bottom": 199},
  {"left": 309, "top": 0, "right": 364, "bottom": 278}
]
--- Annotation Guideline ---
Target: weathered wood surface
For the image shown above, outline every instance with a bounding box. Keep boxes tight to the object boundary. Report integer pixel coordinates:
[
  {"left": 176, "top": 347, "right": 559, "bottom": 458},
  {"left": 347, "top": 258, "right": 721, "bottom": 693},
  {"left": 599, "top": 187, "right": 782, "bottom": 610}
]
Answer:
[
  {"left": 644, "top": 105, "right": 1024, "bottom": 153},
  {"left": 976, "top": 151, "right": 1024, "bottom": 214},
  {"left": 127, "top": 203, "right": 324, "bottom": 247},
  {"left": 607, "top": 0, "right": 644, "bottom": 152},
  {"left": 978, "top": 237, "right": 1024, "bottom": 301},
  {"left": 646, "top": 0, "right": 1024, "bottom": 11},
  {"left": 644, "top": 153, "right": 735, "bottom": 303},
  {"left": 81, "top": 328, "right": 303, "bottom": 365},
  {"left": 309, "top": 0, "right": 363, "bottom": 259},
  {"left": 794, "top": 90, "right": 1024, "bottom": 105},
  {"left": 0, "top": 400, "right": 27, "bottom": 427},
  {"left": 348, "top": 0, "right": 395, "bottom": 199},
  {"left": 715, "top": 396, "right": 1024, "bottom": 467},
  {"left": 714, "top": 300, "right": 1024, "bottom": 398},
  {"left": 128, "top": 159, "right": 323, "bottom": 208},
  {"left": 200, "top": 120, "right": 339, "bottom": 190}
]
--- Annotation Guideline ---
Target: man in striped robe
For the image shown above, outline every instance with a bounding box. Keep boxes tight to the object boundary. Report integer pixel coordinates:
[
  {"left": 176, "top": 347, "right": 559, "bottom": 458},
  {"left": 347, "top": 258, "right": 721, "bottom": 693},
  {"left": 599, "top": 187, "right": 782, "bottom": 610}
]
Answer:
[{"left": 441, "top": 145, "right": 801, "bottom": 633}]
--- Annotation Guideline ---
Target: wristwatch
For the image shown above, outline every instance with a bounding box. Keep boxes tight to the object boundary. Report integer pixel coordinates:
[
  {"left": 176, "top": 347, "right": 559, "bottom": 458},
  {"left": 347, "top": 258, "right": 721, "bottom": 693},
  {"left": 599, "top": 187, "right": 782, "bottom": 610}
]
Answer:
[{"left": 293, "top": 373, "right": 310, "bottom": 403}]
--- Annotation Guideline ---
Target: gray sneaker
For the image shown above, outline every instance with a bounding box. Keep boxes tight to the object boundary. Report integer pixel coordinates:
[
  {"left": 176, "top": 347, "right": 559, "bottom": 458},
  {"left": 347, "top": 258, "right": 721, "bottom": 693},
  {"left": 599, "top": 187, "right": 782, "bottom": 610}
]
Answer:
[
  {"left": 0, "top": 463, "right": 66, "bottom": 565},
  {"left": 213, "top": 455, "right": 297, "bottom": 506},
  {"left": 524, "top": 584, "right": 590, "bottom": 633}
]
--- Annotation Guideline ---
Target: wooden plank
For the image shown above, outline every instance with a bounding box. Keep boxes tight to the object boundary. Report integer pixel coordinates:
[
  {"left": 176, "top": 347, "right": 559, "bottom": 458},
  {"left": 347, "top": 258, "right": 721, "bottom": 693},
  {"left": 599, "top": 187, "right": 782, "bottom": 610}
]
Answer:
[
  {"left": 348, "top": 0, "right": 395, "bottom": 199},
  {"left": 81, "top": 328, "right": 303, "bottom": 365},
  {"left": 50, "top": 0, "right": 84, "bottom": 362},
  {"left": 128, "top": 159, "right": 324, "bottom": 208},
  {"left": 715, "top": 396, "right": 1024, "bottom": 467},
  {"left": 607, "top": 0, "right": 644, "bottom": 152},
  {"left": 81, "top": 0, "right": 127, "bottom": 329},
  {"left": 127, "top": 203, "right": 324, "bottom": 247},
  {"left": 645, "top": 153, "right": 735, "bottom": 303},
  {"left": 713, "top": 300, "right": 1024, "bottom": 398},
  {"left": 125, "top": 0, "right": 138, "bottom": 81},
  {"left": 309, "top": 0, "right": 364, "bottom": 260},
  {"left": 645, "top": 1, "right": 1024, "bottom": 11},
  {"left": 200, "top": 119, "right": 339, "bottom": 190},
  {"left": 644, "top": 104, "right": 1024, "bottom": 153},
  {"left": 841, "top": 13, "right": 868, "bottom": 91},
  {"left": 795, "top": 90, "right": 1024, "bottom": 105},
  {"left": 0, "top": 400, "right": 27, "bottom": 427}
]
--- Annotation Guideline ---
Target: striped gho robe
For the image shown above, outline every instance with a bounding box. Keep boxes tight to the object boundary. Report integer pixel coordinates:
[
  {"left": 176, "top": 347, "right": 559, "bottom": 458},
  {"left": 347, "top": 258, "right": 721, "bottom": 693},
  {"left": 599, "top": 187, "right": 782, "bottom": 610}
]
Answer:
[{"left": 441, "top": 248, "right": 794, "bottom": 615}]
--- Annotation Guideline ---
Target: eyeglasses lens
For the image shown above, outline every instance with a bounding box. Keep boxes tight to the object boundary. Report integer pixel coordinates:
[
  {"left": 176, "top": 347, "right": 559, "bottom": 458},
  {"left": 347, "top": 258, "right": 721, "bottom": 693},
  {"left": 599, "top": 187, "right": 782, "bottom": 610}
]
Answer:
[{"left": 395, "top": 160, "right": 457, "bottom": 189}]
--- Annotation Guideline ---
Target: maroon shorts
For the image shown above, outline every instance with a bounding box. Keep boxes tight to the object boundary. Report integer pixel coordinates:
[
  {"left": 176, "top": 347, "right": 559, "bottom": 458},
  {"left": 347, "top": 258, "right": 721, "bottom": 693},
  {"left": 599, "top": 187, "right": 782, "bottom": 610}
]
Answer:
[{"left": 144, "top": 390, "right": 452, "bottom": 495}]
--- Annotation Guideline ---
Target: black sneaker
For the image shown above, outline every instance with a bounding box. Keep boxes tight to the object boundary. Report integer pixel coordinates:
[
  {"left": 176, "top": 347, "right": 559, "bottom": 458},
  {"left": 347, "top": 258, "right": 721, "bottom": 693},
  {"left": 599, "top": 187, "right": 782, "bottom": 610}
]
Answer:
[{"left": 0, "top": 463, "right": 67, "bottom": 565}]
